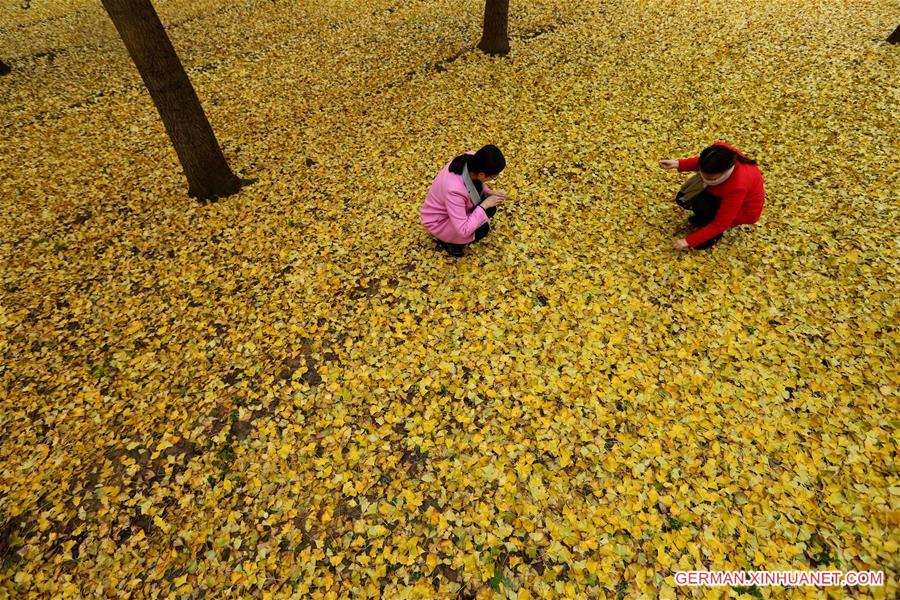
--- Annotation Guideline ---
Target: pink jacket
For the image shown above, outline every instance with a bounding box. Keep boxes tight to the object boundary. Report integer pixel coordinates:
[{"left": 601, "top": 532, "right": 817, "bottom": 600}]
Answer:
[{"left": 420, "top": 152, "right": 491, "bottom": 244}]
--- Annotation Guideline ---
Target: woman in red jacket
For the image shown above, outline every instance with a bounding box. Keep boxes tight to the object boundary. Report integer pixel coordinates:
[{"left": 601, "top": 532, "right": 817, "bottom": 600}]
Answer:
[{"left": 659, "top": 142, "right": 765, "bottom": 250}]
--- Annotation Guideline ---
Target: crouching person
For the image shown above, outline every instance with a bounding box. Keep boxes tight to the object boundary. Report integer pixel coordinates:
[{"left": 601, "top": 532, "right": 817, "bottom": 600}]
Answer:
[
  {"left": 420, "top": 145, "right": 507, "bottom": 257},
  {"left": 660, "top": 141, "right": 765, "bottom": 250}
]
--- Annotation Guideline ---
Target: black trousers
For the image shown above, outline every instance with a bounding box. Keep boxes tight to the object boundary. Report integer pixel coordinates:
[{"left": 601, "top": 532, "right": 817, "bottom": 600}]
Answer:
[
  {"left": 688, "top": 191, "right": 723, "bottom": 250},
  {"left": 473, "top": 205, "right": 497, "bottom": 242}
]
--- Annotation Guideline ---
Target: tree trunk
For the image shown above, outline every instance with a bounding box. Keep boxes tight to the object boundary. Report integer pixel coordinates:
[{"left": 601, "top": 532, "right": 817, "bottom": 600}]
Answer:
[
  {"left": 478, "top": 0, "right": 510, "bottom": 56},
  {"left": 0, "top": 60, "right": 10, "bottom": 76},
  {"left": 888, "top": 24, "right": 900, "bottom": 44},
  {"left": 101, "top": 0, "right": 241, "bottom": 200}
]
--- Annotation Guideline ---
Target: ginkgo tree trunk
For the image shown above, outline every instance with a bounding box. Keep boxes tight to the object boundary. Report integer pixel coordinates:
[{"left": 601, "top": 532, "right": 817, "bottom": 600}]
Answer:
[
  {"left": 478, "top": 0, "right": 510, "bottom": 55},
  {"left": 101, "top": 0, "right": 241, "bottom": 200},
  {"left": 889, "top": 24, "right": 900, "bottom": 44}
]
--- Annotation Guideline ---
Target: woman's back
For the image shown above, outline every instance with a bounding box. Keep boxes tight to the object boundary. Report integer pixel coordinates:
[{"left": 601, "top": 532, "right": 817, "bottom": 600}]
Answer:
[{"left": 707, "top": 159, "right": 765, "bottom": 223}]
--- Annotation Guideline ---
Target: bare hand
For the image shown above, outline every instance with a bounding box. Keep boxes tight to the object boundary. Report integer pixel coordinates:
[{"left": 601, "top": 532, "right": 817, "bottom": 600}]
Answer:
[
  {"left": 487, "top": 189, "right": 508, "bottom": 200},
  {"left": 482, "top": 195, "right": 505, "bottom": 209},
  {"left": 672, "top": 238, "right": 690, "bottom": 250},
  {"left": 659, "top": 159, "right": 678, "bottom": 171}
]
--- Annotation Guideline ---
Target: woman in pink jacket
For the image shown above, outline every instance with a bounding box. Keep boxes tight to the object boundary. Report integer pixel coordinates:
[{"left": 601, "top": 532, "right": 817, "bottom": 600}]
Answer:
[{"left": 420, "top": 145, "right": 508, "bottom": 257}]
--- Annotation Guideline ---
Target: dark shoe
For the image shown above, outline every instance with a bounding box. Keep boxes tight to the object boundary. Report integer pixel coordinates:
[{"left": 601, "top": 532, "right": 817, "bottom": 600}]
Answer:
[
  {"left": 439, "top": 241, "right": 465, "bottom": 257},
  {"left": 693, "top": 234, "right": 723, "bottom": 250}
]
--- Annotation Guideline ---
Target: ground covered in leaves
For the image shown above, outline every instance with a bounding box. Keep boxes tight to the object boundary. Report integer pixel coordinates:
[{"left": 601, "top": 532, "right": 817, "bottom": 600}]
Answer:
[{"left": 1, "top": 0, "right": 898, "bottom": 597}]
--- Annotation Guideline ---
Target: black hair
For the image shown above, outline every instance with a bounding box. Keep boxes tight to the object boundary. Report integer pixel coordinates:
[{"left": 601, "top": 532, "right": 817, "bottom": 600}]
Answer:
[
  {"left": 699, "top": 144, "right": 757, "bottom": 174},
  {"left": 448, "top": 144, "right": 506, "bottom": 176}
]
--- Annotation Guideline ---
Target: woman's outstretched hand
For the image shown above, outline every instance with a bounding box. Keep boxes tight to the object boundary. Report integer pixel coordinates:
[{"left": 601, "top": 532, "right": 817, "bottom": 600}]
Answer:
[
  {"left": 659, "top": 159, "right": 678, "bottom": 171},
  {"left": 482, "top": 194, "right": 506, "bottom": 209},
  {"left": 672, "top": 238, "right": 690, "bottom": 250}
]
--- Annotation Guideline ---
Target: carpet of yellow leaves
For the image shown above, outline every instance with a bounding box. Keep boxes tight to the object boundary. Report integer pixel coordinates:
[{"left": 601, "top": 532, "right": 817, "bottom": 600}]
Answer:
[{"left": 1, "top": 0, "right": 898, "bottom": 597}]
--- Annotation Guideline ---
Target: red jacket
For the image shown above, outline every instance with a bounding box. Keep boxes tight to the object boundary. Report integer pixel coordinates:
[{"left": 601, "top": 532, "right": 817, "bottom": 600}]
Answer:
[{"left": 678, "top": 142, "right": 765, "bottom": 247}]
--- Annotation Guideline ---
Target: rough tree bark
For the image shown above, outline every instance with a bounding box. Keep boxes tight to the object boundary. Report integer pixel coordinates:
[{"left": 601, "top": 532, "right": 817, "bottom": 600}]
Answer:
[
  {"left": 101, "top": 0, "right": 241, "bottom": 200},
  {"left": 888, "top": 24, "right": 900, "bottom": 44},
  {"left": 0, "top": 60, "right": 10, "bottom": 76},
  {"left": 478, "top": 0, "right": 510, "bottom": 56}
]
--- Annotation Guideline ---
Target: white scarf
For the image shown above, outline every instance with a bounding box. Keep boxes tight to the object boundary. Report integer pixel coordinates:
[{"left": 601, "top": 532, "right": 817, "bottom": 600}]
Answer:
[
  {"left": 701, "top": 165, "right": 735, "bottom": 187},
  {"left": 461, "top": 163, "right": 484, "bottom": 207}
]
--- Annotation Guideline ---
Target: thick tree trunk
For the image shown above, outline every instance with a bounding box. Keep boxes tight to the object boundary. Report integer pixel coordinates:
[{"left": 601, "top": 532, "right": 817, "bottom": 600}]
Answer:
[
  {"left": 888, "top": 24, "right": 900, "bottom": 44},
  {"left": 101, "top": 0, "right": 241, "bottom": 200},
  {"left": 478, "top": 0, "right": 510, "bottom": 56},
  {"left": 0, "top": 60, "right": 10, "bottom": 76}
]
